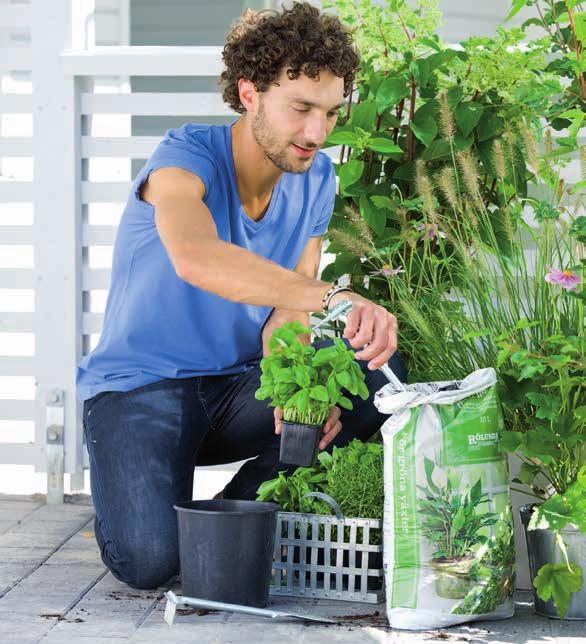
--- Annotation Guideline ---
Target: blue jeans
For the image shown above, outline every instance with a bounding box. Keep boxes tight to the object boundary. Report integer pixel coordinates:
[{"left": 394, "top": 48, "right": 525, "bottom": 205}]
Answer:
[{"left": 82, "top": 337, "right": 407, "bottom": 590}]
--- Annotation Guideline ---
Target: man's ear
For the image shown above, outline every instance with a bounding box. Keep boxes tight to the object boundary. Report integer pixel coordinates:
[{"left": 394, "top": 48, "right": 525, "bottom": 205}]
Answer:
[{"left": 238, "top": 78, "right": 258, "bottom": 113}]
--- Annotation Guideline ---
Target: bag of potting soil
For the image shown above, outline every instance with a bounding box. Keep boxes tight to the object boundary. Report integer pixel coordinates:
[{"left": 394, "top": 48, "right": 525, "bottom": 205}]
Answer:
[{"left": 373, "top": 367, "right": 515, "bottom": 630}]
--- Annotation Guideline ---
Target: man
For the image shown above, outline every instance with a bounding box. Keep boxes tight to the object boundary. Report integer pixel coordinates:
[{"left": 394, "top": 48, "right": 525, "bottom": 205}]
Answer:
[{"left": 76, "top": 1, "right": 406, "bottom": 590}]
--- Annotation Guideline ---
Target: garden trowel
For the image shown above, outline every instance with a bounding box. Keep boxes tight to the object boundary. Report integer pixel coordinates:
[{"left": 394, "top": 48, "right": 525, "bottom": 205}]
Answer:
[{"left": 163, "top": 591, "right": 336, "bottom": 626}]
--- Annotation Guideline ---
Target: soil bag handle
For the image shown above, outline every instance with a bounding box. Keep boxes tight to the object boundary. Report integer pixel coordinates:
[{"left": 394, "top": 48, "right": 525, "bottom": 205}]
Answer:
[{"left": 301, "top": 492, "right": 344, "bottom": 519}]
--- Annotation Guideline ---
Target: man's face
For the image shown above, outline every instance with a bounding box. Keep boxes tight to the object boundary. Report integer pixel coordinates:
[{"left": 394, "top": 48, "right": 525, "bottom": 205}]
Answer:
[{"left": 249, "top": 67, "right": 345, "bottom": 174}]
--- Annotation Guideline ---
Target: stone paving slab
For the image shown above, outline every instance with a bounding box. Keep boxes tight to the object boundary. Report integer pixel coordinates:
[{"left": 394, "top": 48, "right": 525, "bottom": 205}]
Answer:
[{"left": 0, "top": 497, "right": 583, "bottom": 643}]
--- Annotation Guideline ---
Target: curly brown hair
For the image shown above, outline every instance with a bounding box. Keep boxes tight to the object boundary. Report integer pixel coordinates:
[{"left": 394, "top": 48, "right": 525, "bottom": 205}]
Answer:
[{"left": 219, "top": 1, "right": 360, "bottom": 114}]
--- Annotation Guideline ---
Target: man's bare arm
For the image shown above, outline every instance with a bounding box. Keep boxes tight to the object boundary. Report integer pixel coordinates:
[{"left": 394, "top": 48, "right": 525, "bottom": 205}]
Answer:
[
  {"left": 142, "top": 166, "right": 331, "bottom": 313},
  {"left": 269, "top": 234, "right": 323, "bottom": 325}
]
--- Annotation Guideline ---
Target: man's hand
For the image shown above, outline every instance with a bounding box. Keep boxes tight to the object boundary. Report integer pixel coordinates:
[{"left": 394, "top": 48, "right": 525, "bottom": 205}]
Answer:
[
  {"left": 274, "top": 405, "right": 342, "bottom": 450},
  {"left": 261, "top": 309, "right": 310, "bottom": 358},
  {"left": 329, "top": 291, "right": 398, "bottom": 370}
]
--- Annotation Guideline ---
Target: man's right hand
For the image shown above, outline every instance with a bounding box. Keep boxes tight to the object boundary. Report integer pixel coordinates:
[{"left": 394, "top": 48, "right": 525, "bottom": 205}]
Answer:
[{"left": 327, "top": 291, "right": 398, "bottom": 371}]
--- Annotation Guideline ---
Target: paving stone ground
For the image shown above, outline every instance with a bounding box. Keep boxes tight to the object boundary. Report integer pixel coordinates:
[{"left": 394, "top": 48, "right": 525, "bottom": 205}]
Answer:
[{"left": 0, "top": 494, "right": 583, "bottom": 644}]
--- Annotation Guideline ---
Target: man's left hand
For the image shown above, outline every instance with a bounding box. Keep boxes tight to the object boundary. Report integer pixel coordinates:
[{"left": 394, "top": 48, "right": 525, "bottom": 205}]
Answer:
[{"left": 274, "top": 404, "right": 342, "bottom": 450}]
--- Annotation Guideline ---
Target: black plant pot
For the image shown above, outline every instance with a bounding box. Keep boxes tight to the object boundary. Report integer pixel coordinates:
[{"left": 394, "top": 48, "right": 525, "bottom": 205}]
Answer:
[
  {"left": 279, "top": 420, "right": 322, "bottom": 467},
  {"left": 174, "top": 499, "right": 279, "bottom": 607}
]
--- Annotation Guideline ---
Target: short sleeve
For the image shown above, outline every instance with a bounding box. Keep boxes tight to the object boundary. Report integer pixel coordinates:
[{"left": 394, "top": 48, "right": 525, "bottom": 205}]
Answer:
[
  {"left": 133, "top": 125, "right": 218, "bottom": 204},
  {"left": 310, "top": 160, "right": 337, "bottom": 237}
]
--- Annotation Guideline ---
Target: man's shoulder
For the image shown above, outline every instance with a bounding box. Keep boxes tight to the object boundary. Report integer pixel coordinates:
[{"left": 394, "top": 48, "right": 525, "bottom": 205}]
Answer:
[{"left": 159, "top": 122, "right": 225, "bottom": 158}]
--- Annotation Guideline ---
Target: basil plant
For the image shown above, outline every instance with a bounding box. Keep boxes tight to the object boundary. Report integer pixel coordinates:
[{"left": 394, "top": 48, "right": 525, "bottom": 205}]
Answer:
[{"left": 254, "top": 321, "right": 369, "bottom": 425}]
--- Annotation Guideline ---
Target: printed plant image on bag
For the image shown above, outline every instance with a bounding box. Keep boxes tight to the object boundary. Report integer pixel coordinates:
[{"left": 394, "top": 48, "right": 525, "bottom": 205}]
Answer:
[{"left": 417, "top": 457, "right": 515, "bottom": 613}]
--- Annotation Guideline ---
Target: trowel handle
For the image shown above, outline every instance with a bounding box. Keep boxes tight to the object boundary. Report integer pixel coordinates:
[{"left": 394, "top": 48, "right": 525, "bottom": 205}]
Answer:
[
  {"left": 316, "top": 299, "right": 406, "bottom": 392},
  {"left": 338, "top": 314, "right": 406, "bottom": 392},
  {"left": 379, "top": 362, "right": 406, "bottom": 391}
]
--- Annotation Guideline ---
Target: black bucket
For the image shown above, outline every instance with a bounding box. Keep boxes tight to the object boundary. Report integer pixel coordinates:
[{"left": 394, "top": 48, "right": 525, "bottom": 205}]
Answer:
[{"left": 174, "top": 499, "right": 280, "bottom": 608}]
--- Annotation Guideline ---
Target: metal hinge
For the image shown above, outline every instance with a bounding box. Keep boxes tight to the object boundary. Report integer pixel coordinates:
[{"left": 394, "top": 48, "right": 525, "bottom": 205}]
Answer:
[{"left": 46, "top": 389, "right": 64, "bottom": 504}]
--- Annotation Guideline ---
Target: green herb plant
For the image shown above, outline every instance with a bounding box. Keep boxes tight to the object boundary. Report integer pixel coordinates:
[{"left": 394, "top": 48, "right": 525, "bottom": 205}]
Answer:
[
  {"left": 254, "top": 320, "right": 369, "bottom": 425},
  {"left": 255, "top": 464, "right": 331, "bottom": 514},
  {"left": 256, "top": 439, "right": 385, "bottom": 542}
]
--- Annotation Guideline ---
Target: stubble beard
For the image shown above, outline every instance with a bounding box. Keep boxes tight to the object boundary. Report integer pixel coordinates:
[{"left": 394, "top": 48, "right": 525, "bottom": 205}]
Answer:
[{"left": 250, "top": 98, "right": 316, "bottom": 174}]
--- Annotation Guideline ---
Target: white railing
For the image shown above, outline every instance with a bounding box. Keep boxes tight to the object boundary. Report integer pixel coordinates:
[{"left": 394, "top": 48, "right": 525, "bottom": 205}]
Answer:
[
  {"left": 0, "top": 0, "right": 37, "bottom": 474},
  {"left": 0, "top": 0, "right": 266, "bottom": 495},
  {"left": 68, "top": 45, "right": 240, "bottom": 361}
]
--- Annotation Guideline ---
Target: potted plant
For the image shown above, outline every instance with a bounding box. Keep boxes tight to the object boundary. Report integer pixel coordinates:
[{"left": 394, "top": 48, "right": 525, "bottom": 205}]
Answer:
[
  {"left": 254, "top": 320, "right": 369, "bottom": 467},
  {"left": 497, "top": 331, "right": 586, "bottom": 619},
  {"left": 417, "top": 458, "right": 499, "bottom": 599}
]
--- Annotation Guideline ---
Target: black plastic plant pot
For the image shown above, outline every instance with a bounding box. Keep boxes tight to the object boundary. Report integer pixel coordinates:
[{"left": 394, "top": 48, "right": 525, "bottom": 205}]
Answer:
[
  {"left": 279, "top": 420, "right": 323, "bottom": 467},
  {"left": 174, "top": 499, "right": 280, "bottom": 608}
]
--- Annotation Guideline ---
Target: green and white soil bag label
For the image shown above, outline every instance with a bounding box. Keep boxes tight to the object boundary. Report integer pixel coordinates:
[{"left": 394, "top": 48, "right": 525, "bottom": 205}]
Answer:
[{"left": 374, "top": 368, "right": 515, "bottom": 630}]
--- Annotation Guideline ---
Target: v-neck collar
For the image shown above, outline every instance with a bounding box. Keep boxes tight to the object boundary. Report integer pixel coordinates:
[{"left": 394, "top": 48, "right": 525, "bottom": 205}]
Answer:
[{"left": 227, "top": 121, "right": 283, "bottom": 233}]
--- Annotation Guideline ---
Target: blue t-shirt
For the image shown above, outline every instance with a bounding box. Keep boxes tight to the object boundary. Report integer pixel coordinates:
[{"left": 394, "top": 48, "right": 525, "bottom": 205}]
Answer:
[{"left": 76, "top": 121, "right": 336, "bottom": 402}]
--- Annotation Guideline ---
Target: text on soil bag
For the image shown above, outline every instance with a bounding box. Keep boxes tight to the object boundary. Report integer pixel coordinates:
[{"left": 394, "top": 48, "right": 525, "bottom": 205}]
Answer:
[
  {"left": 440, "top": 388, "right": 505, "bottom": 466},
  {"left": 392, "top": 415, "right": 420, "bottom": 608}
]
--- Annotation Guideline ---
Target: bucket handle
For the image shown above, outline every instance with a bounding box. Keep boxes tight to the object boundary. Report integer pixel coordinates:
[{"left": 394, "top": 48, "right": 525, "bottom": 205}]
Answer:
[{"left": 300, "top": 492, "right": 344, "bottom": 520}]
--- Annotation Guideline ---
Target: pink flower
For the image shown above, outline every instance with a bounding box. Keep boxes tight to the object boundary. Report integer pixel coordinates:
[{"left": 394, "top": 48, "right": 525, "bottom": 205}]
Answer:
[
  {"left": 371, "top": 264, "right": 405, "bottom": 278},
  {"left": 415, "top": 222, "right": 447, "bottom": 241},
  {"left": 545, "top": 267, "right": 581, "bottom": 291}
]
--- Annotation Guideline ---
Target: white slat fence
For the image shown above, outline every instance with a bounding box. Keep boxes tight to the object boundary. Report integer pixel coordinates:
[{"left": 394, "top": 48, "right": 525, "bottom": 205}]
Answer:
[{"left": 1, "top": 0, "right": 244, "bottom": 500}]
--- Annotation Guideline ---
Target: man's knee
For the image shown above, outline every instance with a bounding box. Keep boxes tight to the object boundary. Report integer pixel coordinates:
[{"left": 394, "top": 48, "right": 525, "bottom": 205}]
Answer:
[{"left": 99, "top": 533, "right": 179, "bottom": 590}]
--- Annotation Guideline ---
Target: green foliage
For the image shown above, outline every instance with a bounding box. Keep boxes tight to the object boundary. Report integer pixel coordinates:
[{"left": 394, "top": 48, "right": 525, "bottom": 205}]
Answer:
[
  {"left": 254, "top": 464, "right": 331, "bottom": 514},
  {"left": 317, "top": 0, "right": 585, "bottom": 535},
  {"left": 496, "top": 332, "right": 585, "bottom": 498},
  {"left": 523, "top": 469, "right": 586, "bottom": 617},
  {"left": 316, "top": 0, "right": 585, "bottom": 619},
  {"left": 507, "top": 0, "right": 586, "bottom": 135},
  {"left": 321, "top": 439, "right": 385, "bottom": 521},
  {"left": 533, "top": 562, "right": 583, "bottom": 619},
  {"left": 417, "top": 458, "right": 499, "bottom": 560},
  {"left": 256, "top": 439, "right": 385, "bottom": 542},
  {"left": 254, "top": 321, "right": 369, "bottom": 425},
  {"left": 317, "top": 0, "right": 581, "bottom": 386},
  {"left": 446, "top": 27, "right": 552, "bottom": 104},
  {"left": 528, "top": 468, "right": 586, "bottom": 533},
  {"left": 324, "top": 0, "right": 443, "bottom": 79}
]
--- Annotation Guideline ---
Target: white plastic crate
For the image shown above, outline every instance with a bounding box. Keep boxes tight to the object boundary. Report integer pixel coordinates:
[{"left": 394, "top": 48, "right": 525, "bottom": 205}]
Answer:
[{"left": 270, "top": 494, "right": 384, "bottom": 603}]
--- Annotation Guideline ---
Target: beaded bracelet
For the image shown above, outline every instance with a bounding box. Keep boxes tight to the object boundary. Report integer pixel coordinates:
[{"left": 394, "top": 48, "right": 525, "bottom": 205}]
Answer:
[{"left": 322, "top": 283, "right": 353, "bottom": 314}]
